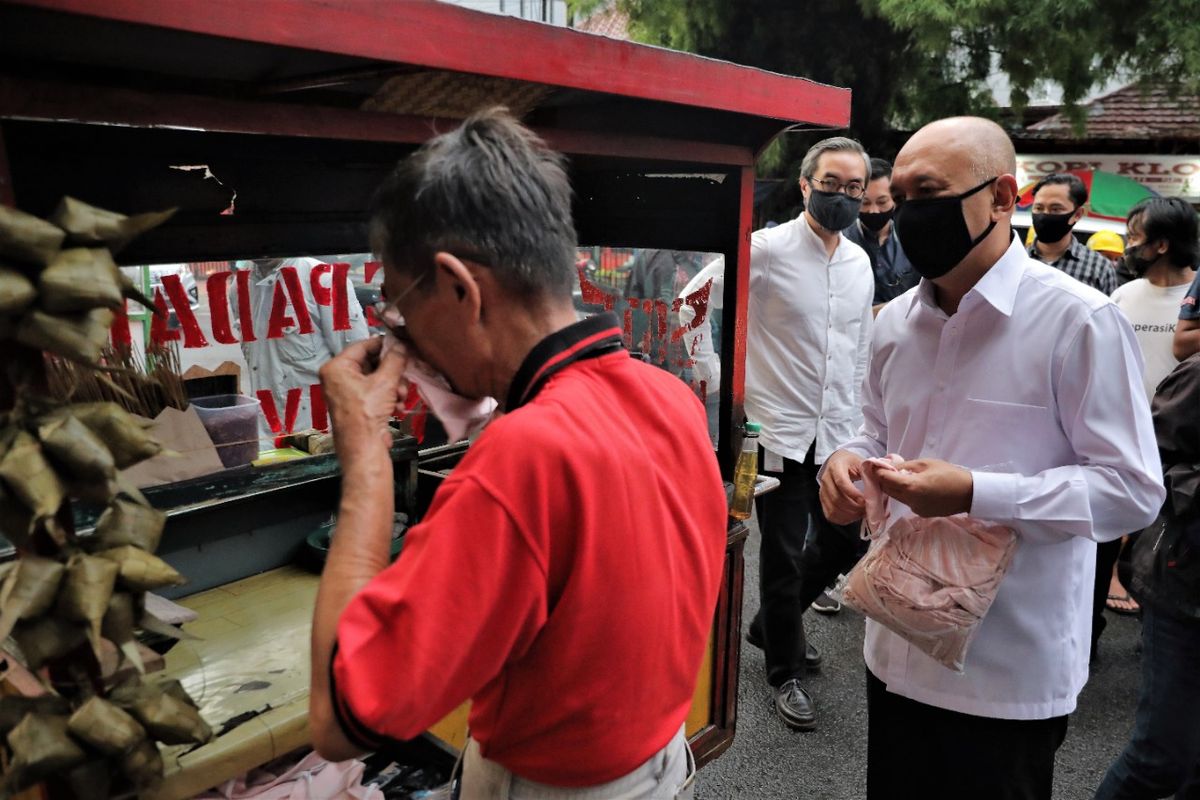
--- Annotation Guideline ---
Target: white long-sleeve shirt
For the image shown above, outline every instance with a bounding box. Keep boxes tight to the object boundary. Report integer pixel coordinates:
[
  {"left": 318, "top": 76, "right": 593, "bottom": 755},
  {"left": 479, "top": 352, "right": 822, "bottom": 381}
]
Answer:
[
  {"left": 834, "top": 235, "right": 1164, "bottom": 720},
  {"left": 745, "top": 215, "right": 874, "bottom": 464}
]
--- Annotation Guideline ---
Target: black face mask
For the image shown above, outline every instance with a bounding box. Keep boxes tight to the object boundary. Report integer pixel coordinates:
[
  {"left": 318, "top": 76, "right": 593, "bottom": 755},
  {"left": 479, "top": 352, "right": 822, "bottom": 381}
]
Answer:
[
  {"left": 1123, "top": 242, "right": 1158, "bottom": 276},
  {"left": 1031, "top": 211, "right": 1077, "bottom": 244},
  {"left": 806, "top": 188, "right": 863, "bottom": 232},
  {"left": 860, "top": 209, "right": 895, "bottom": 232},
  {"left": 893, "top": 177, "right": 999, "bottom": 279}
]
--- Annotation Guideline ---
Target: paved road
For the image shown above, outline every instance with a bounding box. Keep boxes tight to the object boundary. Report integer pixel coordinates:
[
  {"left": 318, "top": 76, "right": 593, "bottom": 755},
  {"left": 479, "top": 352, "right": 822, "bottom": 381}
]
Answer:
[{"left": 696, "top": 519, "right": 1142, "bottom": 799}]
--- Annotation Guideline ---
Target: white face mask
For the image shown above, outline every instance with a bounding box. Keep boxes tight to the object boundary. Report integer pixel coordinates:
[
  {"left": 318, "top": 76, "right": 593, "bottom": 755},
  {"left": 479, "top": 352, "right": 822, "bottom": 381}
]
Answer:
[{"left": 383, "top": 333, "right": 498, "bottom": 443}]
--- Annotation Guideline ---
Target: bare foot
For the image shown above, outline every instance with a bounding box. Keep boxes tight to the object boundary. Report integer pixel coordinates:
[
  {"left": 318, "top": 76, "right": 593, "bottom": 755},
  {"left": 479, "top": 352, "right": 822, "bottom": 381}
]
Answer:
[
  {"left": 1106, "top": 592, "right": 1140, "bottom": 615},
  {"left": 1108, "top": 561, "right": 1140, "bottom": 615}
]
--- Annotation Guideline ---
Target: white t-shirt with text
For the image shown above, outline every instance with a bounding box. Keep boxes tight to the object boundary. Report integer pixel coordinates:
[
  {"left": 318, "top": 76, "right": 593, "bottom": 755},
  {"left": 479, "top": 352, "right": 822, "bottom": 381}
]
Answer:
[{"left": 1112, "top": 277, "right": 1194, "bottom": 404}]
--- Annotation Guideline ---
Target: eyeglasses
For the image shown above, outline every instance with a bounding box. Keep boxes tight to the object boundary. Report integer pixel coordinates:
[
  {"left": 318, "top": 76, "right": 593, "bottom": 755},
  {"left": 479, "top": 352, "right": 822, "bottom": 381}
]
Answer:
[
  {"left": 808, "top": 176, "right": 866, "bottom": 199},
  {"left": 374, "top": 270, "right": 429, "bottom": 330}
]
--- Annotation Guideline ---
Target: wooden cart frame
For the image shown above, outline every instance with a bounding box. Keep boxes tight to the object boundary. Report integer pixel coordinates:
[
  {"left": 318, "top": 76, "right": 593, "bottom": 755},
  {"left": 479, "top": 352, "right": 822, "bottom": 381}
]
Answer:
[{"left": 0, "top": 0, "right": 850, "bottom": 786}]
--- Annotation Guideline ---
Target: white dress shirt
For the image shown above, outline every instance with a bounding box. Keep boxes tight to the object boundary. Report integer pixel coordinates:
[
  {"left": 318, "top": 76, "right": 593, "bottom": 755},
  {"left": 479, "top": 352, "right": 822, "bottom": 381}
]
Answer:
[
  {"left": 835, "top": 235, "right": 1164, "bottom": 720},
  {"left": 745, "top": 215, "right": 874, "bottom": 464}
]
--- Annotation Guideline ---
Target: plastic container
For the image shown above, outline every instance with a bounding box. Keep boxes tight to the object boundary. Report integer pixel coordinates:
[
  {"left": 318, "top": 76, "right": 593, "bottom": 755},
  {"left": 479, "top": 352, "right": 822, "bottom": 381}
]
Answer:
[
  {"left": 191, "top": 394, "right": 261, "bottom": 469},
  {"left": 729, "top": 421, "right": 760, "bottom": 520}
]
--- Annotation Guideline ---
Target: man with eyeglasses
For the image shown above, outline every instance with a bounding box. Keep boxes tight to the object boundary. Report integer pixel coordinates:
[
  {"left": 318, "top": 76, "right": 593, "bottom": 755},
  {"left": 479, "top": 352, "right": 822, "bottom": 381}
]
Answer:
[
  {"left": 307, "top": 109, "right": 725, "bottom": 799},
  {"left": 843, "top": 157, "right": 919, "bottom": 313},
  {"left": 818, "top": 117, "right": 1163, "bottom": 798},
  {"left": 743, "top": 136, "right": 874, "bottom": 731}
]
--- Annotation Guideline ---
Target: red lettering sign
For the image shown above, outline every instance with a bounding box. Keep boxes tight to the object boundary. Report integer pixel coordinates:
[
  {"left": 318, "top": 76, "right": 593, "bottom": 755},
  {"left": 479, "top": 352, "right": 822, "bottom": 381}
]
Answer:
[
  {"left": 207, "top": 271, "right": 237, "bottom": 345},
  {"left": 149, "top": 274, "right": 208, "bottom": 348},
  {"left": 266, "top": 266, "right": 315, "bottom": 339},
  {"left": 330, "top": 262, "right": 351, "bottom": 331},
  {"left": 310, "top": 263, "right": 333, "bottom": 306},
  {"left": 109, "top": 304, "right": 132, "bottom": 348},
  {"left": 235, "top": 269, "right": 256, "bottom": 343}
]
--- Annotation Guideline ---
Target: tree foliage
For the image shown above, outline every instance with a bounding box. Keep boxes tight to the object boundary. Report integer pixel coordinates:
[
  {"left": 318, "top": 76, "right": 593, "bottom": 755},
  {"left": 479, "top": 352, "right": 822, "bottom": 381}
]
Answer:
[
  {"left": 866, "top": 0, "right": 1200, "bottom": 114},
  {"left": 567, "top": 0, "right": 1200, "bottom": 181}
]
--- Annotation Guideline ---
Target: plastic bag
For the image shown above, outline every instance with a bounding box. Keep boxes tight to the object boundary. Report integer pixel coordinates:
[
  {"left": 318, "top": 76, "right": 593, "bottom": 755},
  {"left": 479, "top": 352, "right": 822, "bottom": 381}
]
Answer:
[{"left": 839, "top": 455, "right": 1018, "bottom": 673}]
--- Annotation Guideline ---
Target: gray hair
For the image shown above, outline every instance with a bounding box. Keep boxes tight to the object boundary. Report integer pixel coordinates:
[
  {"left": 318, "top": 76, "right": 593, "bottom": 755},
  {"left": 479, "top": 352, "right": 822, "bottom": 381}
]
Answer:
[
  {"left": 800, "top": 137, "right": 871, "bottom": 183},
  {"left": 368, "top": 107, "right": 577, "bottom": 298}
]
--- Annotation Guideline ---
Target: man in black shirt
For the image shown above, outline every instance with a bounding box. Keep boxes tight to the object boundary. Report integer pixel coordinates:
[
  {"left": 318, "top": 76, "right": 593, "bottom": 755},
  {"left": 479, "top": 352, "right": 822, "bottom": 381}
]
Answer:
[{"left": 843, "top": 158, "right": 918, "bottom": 312}]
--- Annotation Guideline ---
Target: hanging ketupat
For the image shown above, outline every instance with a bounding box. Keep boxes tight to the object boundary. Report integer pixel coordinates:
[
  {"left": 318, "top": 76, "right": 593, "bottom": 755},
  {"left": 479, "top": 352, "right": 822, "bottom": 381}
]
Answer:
[{"left": 0, "top": 199, "right": 212, "bottom": 798}]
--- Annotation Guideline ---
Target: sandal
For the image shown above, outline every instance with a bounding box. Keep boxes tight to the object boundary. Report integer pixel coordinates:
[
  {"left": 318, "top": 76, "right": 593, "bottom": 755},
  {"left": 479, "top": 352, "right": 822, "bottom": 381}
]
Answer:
[{"left": 1106, "top": 593, "right": 1140, "bottom": 616}]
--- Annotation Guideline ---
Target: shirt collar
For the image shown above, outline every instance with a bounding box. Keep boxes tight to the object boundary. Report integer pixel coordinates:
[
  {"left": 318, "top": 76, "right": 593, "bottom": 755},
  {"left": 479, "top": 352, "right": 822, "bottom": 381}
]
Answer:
[
  {"left": 1027, "top": 236, "right": 1084, "bottom": 263},
  {"left": 797, "top": 212, "right": 852, "bottom": 262},
  {"left": 505, "top": 312, "right": 625, "bottom": 411},
  {"left": 906, "top": 235, "right": 1026, "bottom": 319}
]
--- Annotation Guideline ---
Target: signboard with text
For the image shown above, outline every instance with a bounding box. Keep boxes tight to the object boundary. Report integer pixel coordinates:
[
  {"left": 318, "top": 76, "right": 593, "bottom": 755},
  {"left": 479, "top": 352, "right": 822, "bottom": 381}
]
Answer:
[{"left": 1017, "top": 154, "right": 1200, "bottom": 202}]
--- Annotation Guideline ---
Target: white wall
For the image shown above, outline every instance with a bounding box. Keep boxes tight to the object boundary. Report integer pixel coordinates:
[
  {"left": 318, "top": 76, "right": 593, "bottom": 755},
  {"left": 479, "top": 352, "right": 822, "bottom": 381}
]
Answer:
[{"left": 438, "top": 0, "right": 571, "bottom": 26}]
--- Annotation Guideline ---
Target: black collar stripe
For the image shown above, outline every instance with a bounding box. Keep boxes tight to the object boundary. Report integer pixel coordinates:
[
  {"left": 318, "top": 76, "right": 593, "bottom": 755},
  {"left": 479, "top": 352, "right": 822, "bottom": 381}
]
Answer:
[{"left": 506, "top": 312, "right": 625, "bottom": 411}]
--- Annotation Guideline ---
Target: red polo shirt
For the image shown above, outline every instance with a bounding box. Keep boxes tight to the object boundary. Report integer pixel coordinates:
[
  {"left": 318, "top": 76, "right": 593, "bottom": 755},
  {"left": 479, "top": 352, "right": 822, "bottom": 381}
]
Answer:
[{"left": 330, "top": 314, "right": 726, "bottom": 786}]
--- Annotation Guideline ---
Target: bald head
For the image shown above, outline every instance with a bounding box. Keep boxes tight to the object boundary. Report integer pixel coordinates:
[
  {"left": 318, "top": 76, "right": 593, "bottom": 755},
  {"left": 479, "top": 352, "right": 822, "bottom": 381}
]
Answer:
[
  {"left": 890, "top": 117, "right": 1020, "bottom": 286},
  {"left": 900, "top": 117, "right": 1016, "bottom": 186}
]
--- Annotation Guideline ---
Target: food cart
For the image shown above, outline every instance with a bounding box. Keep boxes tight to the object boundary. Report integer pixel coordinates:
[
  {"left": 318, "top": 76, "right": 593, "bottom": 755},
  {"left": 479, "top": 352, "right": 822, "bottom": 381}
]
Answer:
[{"left": 0, "top": 1, "right": 850, "bottom": 796}]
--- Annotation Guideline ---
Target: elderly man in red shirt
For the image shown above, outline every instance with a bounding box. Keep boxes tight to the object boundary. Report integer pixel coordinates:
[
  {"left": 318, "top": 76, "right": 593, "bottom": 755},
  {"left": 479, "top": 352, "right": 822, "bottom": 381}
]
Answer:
[{"left": 307, "top": 108, "right": 727, "bottom": 799}]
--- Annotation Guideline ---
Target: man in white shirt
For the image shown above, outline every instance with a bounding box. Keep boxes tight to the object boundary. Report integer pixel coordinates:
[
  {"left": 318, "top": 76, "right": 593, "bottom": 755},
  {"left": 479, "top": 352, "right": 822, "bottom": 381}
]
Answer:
[
  {"left": 231, "top": 257, "right": 369, "bottom": 441},
  {"left": 818, "top": 117, "right": 1164, "bottom": 799},
  {"left": 745, "top": 137, "right": 874, "bottom": 731},
  {"left": 1112, "top": 197, "right": 1200, "bottom": 404}
]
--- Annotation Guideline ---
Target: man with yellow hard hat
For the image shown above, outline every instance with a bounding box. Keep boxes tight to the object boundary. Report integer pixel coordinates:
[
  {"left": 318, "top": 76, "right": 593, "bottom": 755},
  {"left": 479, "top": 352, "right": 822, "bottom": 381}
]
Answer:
[{"left": 1087, "top": 230, "right": 1132, "bottom": 285}]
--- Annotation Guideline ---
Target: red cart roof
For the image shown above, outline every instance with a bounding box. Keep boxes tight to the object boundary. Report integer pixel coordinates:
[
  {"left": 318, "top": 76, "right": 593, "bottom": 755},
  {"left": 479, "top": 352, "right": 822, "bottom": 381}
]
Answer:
[{"left": 0, "top": 0, "right": 849, "bottom": 160}]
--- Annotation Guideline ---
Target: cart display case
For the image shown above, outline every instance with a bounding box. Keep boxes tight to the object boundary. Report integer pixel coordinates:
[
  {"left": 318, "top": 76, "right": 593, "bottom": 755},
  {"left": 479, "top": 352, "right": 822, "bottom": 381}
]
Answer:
[{"left": 0, "top": 2, "right": 850, "bottom": 796}]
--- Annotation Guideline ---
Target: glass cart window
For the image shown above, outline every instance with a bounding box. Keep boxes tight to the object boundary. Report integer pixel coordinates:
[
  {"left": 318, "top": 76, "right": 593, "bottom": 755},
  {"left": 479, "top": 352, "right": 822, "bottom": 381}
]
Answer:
[
  {"left": 575, "top": 247, "right": 724, "bottom": 448},
  {"left": 104, "top": 255, "right": 379, "bottom": 480}
]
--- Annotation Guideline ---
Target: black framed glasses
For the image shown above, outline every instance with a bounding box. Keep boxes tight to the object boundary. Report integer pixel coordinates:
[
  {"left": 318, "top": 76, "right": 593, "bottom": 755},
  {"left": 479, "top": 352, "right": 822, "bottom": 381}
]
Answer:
[{"left": 808, "top": 176, "right": 866, "bottom": 199}]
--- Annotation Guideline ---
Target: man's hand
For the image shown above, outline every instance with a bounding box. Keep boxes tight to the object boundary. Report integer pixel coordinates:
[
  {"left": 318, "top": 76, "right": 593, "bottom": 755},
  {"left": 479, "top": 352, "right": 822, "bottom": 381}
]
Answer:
[
  {"left": 872, "top": 458, "right": 973, "bottom": 518},
  {"left": 819, "top": 449, "right": 866, "bottom": 524},
  {"left": 319, "top": 336, "right": 409, "bottom": 457}
]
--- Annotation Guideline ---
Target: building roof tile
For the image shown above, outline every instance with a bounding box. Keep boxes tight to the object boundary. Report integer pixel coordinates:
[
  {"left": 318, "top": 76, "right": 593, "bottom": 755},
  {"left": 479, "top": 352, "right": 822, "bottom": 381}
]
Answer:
[{"left": 1026, "top": 83, "right": 1200, "bottom": 141}]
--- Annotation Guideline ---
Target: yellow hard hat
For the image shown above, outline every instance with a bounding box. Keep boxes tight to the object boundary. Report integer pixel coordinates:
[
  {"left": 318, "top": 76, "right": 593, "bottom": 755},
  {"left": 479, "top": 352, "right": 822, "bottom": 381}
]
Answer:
[{"left": 1087, "top": 230, "right": 1125, "bottom": 256}]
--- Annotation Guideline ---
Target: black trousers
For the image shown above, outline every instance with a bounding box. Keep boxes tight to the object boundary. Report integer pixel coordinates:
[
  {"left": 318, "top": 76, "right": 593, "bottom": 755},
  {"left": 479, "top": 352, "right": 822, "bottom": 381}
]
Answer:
[
  {"left": 866, "top": 669, "right": 1068, "bottom": 800},
  {"left": 1092, "top": 537, "right": 1123, "bottom": 656},
  {"left": 754, "top": 443, "right": 861, "bottom": 686},
  {"left": 1092, "top": 533, "right": 1141, "bottom": 658}
]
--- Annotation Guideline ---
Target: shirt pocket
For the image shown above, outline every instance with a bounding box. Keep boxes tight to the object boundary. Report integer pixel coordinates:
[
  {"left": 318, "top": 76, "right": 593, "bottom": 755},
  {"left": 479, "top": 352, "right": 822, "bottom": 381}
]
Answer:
[
  {"left": 275, "top": 324, "right": 322, "bottom": 368},
  {"left": 957, "top": 398, "right": 1056, "bottom": 468}
]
